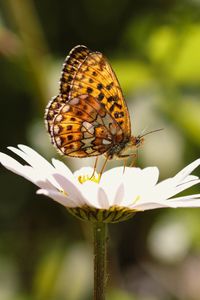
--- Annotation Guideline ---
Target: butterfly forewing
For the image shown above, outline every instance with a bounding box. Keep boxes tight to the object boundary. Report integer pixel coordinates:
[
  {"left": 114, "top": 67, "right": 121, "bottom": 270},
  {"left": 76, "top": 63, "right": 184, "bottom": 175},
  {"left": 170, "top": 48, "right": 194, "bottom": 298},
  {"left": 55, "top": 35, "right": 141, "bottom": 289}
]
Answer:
[
  {"left": 60, "top": 45, "right": 90, "bottom": 99},
  {"left": 60, "top": 46, "right": 131, "bottom": 135},
  {"left": 45, "top": 45, "right": 131, "bottom": 158}
]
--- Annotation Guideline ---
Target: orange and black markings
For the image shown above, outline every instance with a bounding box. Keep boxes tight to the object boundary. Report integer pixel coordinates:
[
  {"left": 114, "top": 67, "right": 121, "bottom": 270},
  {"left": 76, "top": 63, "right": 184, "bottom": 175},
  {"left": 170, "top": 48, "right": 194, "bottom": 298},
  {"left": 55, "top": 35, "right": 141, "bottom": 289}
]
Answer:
[{"left": 45, "top": 45, "right": 141, "bottom": 160}]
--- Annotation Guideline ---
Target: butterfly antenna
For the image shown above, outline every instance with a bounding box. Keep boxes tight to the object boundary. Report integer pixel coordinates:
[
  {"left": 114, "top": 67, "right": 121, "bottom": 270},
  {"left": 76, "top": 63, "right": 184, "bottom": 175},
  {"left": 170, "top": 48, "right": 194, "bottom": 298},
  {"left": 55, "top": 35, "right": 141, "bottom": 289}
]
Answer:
[
  {"left": 139, "top": 128, "right": 164, "bottom": 138},
  {"left": 140, "top": 125, "right": 150, "bottom": 136}
]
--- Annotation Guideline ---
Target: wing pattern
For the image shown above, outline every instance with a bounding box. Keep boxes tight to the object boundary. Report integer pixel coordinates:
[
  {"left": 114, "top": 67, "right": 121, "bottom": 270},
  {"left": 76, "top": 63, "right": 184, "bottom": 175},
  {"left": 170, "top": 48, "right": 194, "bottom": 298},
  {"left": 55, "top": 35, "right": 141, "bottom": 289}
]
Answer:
[{"left": 45, "top": 45, "right": 131, "bottom": 157}]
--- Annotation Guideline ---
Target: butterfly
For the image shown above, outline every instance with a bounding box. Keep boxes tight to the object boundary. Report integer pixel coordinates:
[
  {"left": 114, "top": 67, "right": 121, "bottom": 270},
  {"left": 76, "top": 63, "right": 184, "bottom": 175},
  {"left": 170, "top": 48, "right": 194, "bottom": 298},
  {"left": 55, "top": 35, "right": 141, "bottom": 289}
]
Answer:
[{"left": 45, "top": 45, "right": 146, "bottom": 173}]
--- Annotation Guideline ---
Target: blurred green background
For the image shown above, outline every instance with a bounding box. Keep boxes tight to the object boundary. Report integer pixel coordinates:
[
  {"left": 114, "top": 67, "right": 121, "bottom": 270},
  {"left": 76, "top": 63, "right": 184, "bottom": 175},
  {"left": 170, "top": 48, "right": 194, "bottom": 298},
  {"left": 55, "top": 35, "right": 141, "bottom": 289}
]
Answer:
[{"left": 1, "top": 0, "right": 200, "bottom": 299}]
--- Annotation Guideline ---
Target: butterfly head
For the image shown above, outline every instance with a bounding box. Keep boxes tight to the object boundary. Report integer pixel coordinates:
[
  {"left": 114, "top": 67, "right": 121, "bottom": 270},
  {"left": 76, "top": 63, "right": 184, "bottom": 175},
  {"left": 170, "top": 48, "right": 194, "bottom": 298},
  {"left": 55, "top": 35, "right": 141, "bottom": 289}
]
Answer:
[
  {"left": 126, "top": 135, "right": 144, "bottom": 150},
  {"left": 133, "top": 128, "right": 164, "bottom": 148}
]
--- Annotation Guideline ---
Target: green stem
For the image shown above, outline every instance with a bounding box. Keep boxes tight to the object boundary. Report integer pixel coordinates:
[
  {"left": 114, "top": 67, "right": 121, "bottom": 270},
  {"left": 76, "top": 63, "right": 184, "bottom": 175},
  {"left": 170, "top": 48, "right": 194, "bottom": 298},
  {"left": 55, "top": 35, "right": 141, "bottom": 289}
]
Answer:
[{"left": 93, "top": 222, "right": 108, "bottom": 300}]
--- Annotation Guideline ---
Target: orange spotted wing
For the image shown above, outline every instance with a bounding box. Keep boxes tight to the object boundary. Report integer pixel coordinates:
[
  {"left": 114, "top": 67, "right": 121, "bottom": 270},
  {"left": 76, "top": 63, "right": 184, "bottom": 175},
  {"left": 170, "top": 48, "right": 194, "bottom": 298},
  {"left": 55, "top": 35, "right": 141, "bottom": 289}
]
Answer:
[{"left": 45, "top": 45, "right": 131, "bottom": 157}]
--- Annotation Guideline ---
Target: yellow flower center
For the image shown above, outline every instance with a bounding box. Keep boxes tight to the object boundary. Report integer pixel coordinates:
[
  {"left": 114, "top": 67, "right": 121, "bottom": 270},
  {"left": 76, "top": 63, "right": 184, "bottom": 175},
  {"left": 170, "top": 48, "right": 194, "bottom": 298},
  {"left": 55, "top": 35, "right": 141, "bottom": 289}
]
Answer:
[{"left": 78, "top": 174, "right": 101, "bottom": 184}]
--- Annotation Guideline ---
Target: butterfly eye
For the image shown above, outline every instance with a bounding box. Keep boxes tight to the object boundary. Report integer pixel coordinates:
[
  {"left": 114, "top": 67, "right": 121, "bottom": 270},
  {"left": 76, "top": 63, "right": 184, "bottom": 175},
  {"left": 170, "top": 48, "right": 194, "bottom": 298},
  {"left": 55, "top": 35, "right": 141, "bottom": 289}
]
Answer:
[
  {"left": 136, "top": 138, "right": 140, "bottom": 145},
  {"left": 135, "top": 137, "right": 142, "bottom": 146}
]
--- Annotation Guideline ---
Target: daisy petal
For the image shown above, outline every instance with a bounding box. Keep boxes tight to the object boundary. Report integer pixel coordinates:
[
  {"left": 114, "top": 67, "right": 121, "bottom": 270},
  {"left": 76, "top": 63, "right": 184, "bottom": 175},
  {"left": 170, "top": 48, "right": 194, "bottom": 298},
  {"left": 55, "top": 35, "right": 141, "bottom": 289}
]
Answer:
[
  {"left": 140, "top": 167, "right": 159, "bottom": 187},
  {"left": 169, "top": 179, "right": 200, "bottom": 198},
  {"left": 1, "top": 144, "right": 200, "bottom": 222},
  {"left": 101, "top": 166, "right": 124, "bottom": 184},
  {"left": 113, "top": 183, "right": 125, "bottom": 206},
  {"left": 74, "top": 167, "right": 96, "bottom": 179},
  {"left": 52, "top": 158, "right": 75, "bottom": 182},
  {"left": 36, "top": 189, "right": 77, "bottom": 207},
  {"left": 173, "top": 158, "right": 200, "bottom": 182},
  {"left": 98, "top": 187, "right": 110, "bottom": 209},
  {"left": 0, "top": 153, "right": 50, "bottom": 189},
  {"left": 9, "top": 145, "right": 54, "bottom": 172},
  {"left": 132, "top": 200, "right": 177, "bottom": 211},
  {"left": 168, "top": 194, "right": 200, "bottom": 202},
  {"left": 0, "top": 152, "right": 25, "bottom": 174},
  {"left": 80, "top": 181, "right": 101, "bottom": 208},
  {"left": 52, "top": 173, "right": 86, "bottom": 207},
  {"left": 167, "top": 199, "right": 200, "bottom": 208}
]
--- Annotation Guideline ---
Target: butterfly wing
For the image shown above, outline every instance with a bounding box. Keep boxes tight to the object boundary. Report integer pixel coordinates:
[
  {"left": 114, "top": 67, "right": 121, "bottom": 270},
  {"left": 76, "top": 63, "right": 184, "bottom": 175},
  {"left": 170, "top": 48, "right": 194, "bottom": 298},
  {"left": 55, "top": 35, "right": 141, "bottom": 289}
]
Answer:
[
  {"left": 50, "top": 94, "right": 123, "bottom": 157},
  {"left": 60, "top": 45, "right": 131, "bottom": 136},
  {"left": 45, "top": 45, "right": 131, "bottom": 157},
  {"left": 45, "top": 46, "right": 91, "bottom": 135}
]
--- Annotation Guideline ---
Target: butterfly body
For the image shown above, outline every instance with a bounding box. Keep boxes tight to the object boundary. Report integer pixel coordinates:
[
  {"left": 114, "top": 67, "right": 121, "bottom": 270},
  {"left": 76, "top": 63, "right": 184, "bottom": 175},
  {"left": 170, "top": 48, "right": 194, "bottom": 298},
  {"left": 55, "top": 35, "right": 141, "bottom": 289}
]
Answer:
[
  {"left": 45, "top": 45, "right": 143, "bottom": 160},
  {"left": 105, "top": 136, "right": 143, "bottom": 160}
]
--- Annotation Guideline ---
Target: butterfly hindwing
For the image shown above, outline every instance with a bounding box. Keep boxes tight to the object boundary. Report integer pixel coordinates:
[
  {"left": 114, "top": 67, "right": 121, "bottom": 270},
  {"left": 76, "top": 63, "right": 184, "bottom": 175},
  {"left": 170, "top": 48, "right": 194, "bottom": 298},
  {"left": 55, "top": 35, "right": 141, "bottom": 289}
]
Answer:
[{"left": 50, "top": 94, "right": 123, "bottom": 157}]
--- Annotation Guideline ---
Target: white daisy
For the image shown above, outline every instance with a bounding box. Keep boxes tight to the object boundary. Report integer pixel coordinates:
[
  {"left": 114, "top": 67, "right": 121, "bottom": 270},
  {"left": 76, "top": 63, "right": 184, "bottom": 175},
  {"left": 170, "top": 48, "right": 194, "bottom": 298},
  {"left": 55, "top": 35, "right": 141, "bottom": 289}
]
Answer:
[{"left": 1, "top": 145, "right": 200, "bottom": 223}]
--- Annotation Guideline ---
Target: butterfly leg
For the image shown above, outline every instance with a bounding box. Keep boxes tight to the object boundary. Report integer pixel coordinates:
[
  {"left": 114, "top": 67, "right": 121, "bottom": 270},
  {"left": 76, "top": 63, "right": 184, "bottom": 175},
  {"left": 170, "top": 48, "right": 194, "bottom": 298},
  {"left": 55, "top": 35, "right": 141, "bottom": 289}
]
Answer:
[
  {"left": 130, "top": 157, "right": 136, "bottom": 167},
  {"left": 90, "top": 156, "right": 99, "bottom": 179},
  {"left": 130, "top": 149, "right": 138, "bottom": 167},
  {"left": 123, "top": 159, "right": 127, "bottom": 174},
  {"left": 99, "top": 156, "right": 109, "bottom": 179},
  {"left": 118, "top": 153, "right": 137, "bottom": 168}
]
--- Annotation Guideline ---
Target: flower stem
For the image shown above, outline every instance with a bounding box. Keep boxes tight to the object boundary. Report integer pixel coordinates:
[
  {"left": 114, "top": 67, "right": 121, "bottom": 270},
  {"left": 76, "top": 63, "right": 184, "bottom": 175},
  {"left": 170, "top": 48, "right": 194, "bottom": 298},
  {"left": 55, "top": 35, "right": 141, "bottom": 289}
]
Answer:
[{"left": 93, "top": 222, "right": 108, "bottom": 300}]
